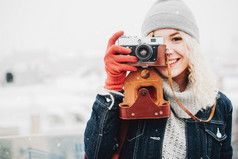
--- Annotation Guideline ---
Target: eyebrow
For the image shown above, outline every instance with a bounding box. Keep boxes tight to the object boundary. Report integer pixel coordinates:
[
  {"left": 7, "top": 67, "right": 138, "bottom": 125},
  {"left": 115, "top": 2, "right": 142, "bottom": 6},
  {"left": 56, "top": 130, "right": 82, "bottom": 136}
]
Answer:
[{"left": 170, "top": 32, "right": 180, "bottom": 37}]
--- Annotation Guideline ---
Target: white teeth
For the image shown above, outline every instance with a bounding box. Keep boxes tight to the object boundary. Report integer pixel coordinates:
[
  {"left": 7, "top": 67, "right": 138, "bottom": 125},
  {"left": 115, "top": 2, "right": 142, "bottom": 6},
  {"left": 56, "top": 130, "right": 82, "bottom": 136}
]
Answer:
[
  {"left": 169, "top": 60, "right": 177, "bottom": 64},
  {"left": 166, "top": 59, "right": 178, "bottom": 65}
]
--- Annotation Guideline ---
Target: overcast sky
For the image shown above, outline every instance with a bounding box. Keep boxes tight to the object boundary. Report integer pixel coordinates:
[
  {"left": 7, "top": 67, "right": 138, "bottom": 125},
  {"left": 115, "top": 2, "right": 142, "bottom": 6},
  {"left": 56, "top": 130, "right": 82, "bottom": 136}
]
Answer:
[{"left": 0, "top": 0, "right": 238, "bottom": 61}]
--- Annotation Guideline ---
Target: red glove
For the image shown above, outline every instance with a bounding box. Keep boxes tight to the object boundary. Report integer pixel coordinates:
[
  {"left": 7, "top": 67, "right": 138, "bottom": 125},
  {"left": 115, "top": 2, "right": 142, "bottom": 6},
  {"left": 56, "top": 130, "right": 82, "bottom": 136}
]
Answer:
[{"left": 104, "top": 31, "right": 138, "bottom": 91}]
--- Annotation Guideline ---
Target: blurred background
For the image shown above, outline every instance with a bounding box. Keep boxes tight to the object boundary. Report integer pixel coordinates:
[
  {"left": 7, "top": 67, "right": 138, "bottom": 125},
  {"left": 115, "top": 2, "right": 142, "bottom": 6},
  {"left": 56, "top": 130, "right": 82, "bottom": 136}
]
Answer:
[{"left": 0, "top": 0, "right": 237, "bottom": 158}]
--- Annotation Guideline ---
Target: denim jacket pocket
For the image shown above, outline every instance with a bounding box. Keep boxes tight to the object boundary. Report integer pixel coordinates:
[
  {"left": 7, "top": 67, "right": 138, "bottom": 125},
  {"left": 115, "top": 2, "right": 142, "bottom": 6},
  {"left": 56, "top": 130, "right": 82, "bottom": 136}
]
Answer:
[
  {"left": 203, "top": 121, "right": 227, "bottom": 159},
  {"left": 204, "top": 121, "right": 227, "bottom": 142},
  {"left": 205, "top": 127, "right": 227, "bottom": 142}
]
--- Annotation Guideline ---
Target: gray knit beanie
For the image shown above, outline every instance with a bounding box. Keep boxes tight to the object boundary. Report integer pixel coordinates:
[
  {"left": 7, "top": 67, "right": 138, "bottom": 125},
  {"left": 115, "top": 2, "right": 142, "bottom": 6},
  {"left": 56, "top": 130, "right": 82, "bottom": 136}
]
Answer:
[{"left": 141, "top": 0, "right": 199, "bottom": 41}]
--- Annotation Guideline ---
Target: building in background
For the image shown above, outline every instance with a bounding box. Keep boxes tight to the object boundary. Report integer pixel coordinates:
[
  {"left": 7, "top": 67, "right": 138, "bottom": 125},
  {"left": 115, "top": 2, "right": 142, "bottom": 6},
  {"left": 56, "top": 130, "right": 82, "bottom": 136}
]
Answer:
[{"left": 0, "top": 50, "right": 104, "bottom": 136}]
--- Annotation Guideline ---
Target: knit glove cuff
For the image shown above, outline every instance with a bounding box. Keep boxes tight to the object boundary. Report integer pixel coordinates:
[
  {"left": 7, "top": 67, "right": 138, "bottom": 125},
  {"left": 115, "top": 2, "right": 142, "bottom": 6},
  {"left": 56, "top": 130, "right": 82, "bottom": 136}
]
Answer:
[{"left": 104, "top": 71, "right": 126, "bottom": 91}]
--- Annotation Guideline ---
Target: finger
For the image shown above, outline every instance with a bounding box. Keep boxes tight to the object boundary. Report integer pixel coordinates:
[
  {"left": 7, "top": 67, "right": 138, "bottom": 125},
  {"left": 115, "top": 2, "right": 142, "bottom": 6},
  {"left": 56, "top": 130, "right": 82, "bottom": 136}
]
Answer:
[
  {"left": 115, "top": 55, "right": 138, "bottom": 63},
  {"left": 119, "top": 64, "right": 138, "bottom": 72},
  {"left": 105, "top": 63, "right": 123, "bottom": 75},
  {"left": 107, "top": 31, "right": 124, "bottom": 49},
  {"left": 105, "top": 65, "right": 119, "bottom": 75},
  {"left": 108, "top": 45, "right": 131, "bottom": 55}
]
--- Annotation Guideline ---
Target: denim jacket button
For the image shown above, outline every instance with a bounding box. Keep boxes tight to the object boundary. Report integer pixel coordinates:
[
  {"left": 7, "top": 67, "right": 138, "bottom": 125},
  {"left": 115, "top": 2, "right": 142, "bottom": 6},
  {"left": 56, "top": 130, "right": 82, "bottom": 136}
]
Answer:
[
  {"left": 112, "top": 143, "right": 119, "bottom": 150},
  {"left": 216, "top": 128, "right": 222, "bottom": 138},
  {"left": 105, "top": 97, "right": 111, "bottom": 102}
]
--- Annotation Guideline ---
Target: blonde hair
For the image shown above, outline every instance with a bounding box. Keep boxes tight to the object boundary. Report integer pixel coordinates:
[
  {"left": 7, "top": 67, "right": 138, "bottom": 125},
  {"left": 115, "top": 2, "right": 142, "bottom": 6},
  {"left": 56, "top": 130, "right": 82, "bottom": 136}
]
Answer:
[
  {"left": 179, "top": 31, "right": 218, "bottom": 108},
  {"left": 148, "top": 30, "right": 218, "bottom": 108}
]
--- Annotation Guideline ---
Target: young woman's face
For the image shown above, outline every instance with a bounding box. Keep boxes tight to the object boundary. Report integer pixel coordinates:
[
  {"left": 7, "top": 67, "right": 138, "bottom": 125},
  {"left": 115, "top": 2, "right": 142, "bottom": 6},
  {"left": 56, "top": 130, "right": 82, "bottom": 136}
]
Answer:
[{"left": 154, "top": 29, "right": 189, "bottom": 80}]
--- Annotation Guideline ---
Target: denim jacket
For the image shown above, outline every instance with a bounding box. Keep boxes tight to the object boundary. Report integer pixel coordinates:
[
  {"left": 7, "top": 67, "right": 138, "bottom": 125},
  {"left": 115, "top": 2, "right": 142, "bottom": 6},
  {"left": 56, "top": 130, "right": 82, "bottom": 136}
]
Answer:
[{"left": 84, "top": 90, "right": 233, "bottom": 159}]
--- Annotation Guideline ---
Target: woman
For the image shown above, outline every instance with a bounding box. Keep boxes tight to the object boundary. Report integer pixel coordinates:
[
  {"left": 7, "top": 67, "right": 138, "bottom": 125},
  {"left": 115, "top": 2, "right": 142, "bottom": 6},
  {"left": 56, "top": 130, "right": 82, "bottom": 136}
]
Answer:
[{"left": 84, "top": 0, "right": 233, "bottom": 158}]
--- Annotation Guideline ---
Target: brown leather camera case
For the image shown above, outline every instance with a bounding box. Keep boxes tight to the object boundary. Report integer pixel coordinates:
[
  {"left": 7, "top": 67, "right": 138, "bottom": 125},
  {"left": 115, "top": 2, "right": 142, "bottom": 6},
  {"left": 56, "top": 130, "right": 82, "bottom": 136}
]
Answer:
[{"left": 119, "top": 67, "right": 171, "bottom": 119}]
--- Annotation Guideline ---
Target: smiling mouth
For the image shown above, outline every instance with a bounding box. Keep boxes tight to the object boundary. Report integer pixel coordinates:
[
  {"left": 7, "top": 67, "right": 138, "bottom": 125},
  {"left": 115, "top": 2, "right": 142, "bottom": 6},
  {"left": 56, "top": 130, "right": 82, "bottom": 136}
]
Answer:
[{"left": 166, "top": 58, "right": 180, "bottom": 65}]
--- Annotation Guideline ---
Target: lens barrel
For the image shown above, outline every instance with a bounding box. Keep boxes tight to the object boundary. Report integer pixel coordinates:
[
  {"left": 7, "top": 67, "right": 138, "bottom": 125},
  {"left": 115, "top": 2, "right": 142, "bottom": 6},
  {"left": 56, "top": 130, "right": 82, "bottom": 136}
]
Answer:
[{"left": 135, "top": 44, "right": 153, "bottom": 61}]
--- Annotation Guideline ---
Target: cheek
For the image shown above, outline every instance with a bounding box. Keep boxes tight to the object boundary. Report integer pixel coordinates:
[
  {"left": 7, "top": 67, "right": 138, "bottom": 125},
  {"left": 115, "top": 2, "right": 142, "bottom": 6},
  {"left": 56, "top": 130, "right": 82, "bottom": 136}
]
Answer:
[
  {"left": 178, "top": 50, "right": 189, "bottom": 75},
  {"left": 177, "top": 43, "right": 189, "bottom": 64},
  {"left": 177, "top": 46, "right": 187, "bottom": 57},
  {"left": 173, "top": 40, "right": 186, "bottom": 52},
  {"left": 182, "top": 52, "right": 189, "bottom": 65},
  {"left": 182, "top": 50, "right": 190, "bottom": 66}
]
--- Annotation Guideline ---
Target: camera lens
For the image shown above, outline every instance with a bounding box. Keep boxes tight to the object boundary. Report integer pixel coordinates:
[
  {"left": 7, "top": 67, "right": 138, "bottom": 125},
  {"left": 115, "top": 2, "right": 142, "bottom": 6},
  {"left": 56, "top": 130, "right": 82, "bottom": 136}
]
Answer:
[{"left": 135, "top": 44, "right": 153, "bottom": 61}]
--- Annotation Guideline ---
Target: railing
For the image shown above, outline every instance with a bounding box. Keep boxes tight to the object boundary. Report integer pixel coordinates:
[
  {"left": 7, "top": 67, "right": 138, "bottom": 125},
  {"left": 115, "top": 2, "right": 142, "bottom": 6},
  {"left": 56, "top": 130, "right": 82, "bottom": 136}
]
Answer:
[
  {"left": 0, "top": 134, "right": 85, "bottom": 159},
  {"left": 0, "top": 129, "right": 237, "bottom": 158},
  {"left": 19, "top": 147, "right": 63, "bottom": 159}
]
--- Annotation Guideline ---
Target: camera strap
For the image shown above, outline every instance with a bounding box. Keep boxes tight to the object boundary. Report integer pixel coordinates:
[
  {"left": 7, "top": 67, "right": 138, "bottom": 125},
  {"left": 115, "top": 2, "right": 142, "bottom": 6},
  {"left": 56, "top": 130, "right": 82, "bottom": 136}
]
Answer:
[{"left": 165, "top": 54, "right": 216, "bottom": 123}]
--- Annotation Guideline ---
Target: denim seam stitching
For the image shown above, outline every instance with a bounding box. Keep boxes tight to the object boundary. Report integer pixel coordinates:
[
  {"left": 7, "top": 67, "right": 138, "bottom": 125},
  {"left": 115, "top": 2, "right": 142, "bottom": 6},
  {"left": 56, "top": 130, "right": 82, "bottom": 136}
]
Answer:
[
  {"left": 96, "top": 98, "right": 110, "bottom": 108},
  {"left": 93, "top": 109, "right": 109, "bottom": 159},
  {"left": 132, "top": 121, "right": 144, "bottom": 159},
  {"left": 127, "top": 121, "right": 146, "bottom": 142}
]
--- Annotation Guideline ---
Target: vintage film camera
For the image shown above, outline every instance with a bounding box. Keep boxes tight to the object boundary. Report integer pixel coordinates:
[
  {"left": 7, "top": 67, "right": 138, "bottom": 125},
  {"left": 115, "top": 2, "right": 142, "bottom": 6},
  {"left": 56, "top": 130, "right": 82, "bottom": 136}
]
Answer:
[
  {"left": 117, "top": 35, "right": 171, "bottom": 120},
  {"left": 117, "top": 35, "right": 166, "bottom": 67}
]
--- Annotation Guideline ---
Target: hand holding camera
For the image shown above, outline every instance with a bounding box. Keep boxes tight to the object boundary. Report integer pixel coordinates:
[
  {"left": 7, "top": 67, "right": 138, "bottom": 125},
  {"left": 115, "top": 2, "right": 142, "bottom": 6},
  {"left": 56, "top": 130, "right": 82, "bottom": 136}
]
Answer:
[{"left": 104, "top": 31, "right": 138, "bottom": 91}]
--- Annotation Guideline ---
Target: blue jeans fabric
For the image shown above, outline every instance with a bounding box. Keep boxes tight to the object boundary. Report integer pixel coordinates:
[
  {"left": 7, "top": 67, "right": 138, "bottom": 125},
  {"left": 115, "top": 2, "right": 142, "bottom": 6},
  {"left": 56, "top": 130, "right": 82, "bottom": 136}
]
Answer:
[{"left": 84, "top": 92, "right": 233, "bottom": 159}]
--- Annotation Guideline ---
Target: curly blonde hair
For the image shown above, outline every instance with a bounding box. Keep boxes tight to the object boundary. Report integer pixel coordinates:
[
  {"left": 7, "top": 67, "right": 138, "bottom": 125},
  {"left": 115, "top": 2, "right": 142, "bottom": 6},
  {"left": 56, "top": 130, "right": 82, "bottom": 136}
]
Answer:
[{"left": 179, "top": 31, "right": 218, "bottom": 108}]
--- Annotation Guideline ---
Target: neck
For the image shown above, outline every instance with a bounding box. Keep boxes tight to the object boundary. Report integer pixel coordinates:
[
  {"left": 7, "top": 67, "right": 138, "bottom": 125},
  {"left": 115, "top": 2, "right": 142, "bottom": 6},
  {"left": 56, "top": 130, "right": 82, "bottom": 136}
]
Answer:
[{"left": 173, "top": 68, "right": 189, "bottom": 92}]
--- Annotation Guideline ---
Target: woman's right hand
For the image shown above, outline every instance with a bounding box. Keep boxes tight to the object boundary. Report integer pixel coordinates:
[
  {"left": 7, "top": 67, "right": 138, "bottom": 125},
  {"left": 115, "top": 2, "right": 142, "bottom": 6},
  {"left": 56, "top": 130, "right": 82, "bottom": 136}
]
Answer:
[{"left": 104, "top": 31, "right": 138, "bottom": 91}]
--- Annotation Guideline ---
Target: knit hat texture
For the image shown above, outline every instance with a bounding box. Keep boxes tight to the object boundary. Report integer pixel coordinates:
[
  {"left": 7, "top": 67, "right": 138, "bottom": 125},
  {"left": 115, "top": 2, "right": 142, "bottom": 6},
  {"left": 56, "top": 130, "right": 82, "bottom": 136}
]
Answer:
[{"left": 141, "top": 0, "right": 199, "bottom": 41}]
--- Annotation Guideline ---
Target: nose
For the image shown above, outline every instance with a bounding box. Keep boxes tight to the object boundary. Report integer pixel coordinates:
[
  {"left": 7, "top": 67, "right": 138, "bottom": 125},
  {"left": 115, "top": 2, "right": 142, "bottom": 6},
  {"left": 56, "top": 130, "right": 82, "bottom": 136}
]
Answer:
[
  {"left": 165, "top": 47, "right": 174, "bottom": 56},
  {"left": 165, "top": 43, "right": 174, "bottom": 55},
  {"left": 166, "top": 48, "right": 170, "bottom": 54}
]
